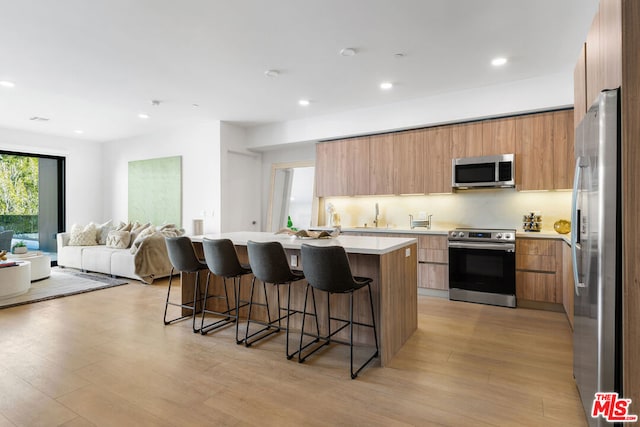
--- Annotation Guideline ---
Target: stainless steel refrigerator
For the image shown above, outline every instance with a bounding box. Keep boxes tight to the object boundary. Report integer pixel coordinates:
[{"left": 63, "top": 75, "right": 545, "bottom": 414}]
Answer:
[{"left": 572, "top": 88, "right": 622, "bottom": 426}]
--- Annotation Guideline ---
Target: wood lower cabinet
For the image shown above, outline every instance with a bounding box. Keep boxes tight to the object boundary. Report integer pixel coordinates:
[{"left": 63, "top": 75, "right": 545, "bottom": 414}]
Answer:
[
  {"left": 417, "top": 235, "right": 448, "bottom": 290},
  {"left": 516, "top": 238, "right": 562, "bottom": 304},
  {"left": 342, "top": 231, "right": 449, "bottom": 291}
]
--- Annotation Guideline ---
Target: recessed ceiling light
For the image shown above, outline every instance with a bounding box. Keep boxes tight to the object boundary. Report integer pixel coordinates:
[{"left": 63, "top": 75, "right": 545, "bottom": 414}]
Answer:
[
  {"left": 298, "top": 99, "right": 310, "bottom": 106},
  {"left": 380, "top": 82, "right": 393, "bottom": 90},
  {"left": 264, "top": 69, "right": 279, "bottom": 78},
  {"left": 0, "top": 80, "right": 15, "bottom": 88},
  {"left": 339, "top": 48, "right": 357, "bottom": 57},
  {"left": 394, "top": 53, "right": 406, "bottom": 59},
  {"left": 138, "top": 113, "right": 149, "bottom": 119},
  {"left": 192, "top": 103, "right": 200, "bottom": 108},
  {"left": 29, "top": 116, "right": 50, "bottom": 122},
  {"left": 74, "top": 130, "right": 84, "bottom": 134},
  {"left": 491, "top": 57, "right": 508, "bottom": 66}
]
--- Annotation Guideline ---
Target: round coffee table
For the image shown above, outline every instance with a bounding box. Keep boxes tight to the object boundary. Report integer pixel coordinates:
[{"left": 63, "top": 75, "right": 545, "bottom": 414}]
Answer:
[
  {"left": 0, "top": 261, "right": 31, "bottom": 299},
  {"left": 7, "top": 252, "right": 51, "bottom": 281}
]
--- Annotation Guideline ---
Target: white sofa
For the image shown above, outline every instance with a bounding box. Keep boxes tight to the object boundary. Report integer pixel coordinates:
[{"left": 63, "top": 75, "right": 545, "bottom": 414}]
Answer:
[{"left": 56, "top": 232, "right": 172, "bottom": 283}]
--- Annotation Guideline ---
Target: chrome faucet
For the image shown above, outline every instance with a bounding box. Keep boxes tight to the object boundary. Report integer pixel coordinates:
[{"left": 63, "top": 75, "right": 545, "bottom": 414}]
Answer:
[{"left": 374, "top": 202, "right": 379, "bottom": 228}]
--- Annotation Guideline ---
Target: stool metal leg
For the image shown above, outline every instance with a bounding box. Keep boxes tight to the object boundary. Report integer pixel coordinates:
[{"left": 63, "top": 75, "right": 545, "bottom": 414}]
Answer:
[
  {"left": 199, "top": 274, "right": 236, "bottom": 336},
  {"left": 244, "top": 278, "right": 280, "bottom": 347},
  {"left": 164, "top": 269, "right": 205, "bottom": 329},
  {"left": 350, "top": 284, "right": 379, "bottom": 379}
]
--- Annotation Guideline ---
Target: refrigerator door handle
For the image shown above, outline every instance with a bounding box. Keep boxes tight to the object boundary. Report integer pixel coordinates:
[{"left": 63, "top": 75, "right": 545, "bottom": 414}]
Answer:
[{"left": 571, "top": 159, "right": 584, "bottom": 296}]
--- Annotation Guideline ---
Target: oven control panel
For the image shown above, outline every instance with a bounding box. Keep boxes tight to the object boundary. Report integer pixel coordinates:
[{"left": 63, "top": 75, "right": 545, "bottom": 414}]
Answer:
[{"left": 448, "top": 228, "right": 516, "bottom": 243}]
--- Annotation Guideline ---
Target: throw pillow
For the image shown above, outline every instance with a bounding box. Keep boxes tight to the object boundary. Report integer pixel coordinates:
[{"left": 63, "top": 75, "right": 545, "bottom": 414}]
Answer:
[
  {"left": 115, "top": 221, "right": 132, "bottom": 232},
  {"left": 106, "top": 230, "right": 131, "bottom": 249},
  {"left": 68, "top": 223, "right": 98, "bottom": 246},
  {"left": 92, "top": 219, "right": 114, "bottom": 245}
]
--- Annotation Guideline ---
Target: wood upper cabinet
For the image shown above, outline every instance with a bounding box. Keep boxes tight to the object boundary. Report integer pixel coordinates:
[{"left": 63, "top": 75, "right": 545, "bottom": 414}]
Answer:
[
  {"left": 369, "top": 133, "right": 395, "bottom": 195},
  {"left": 393, "top": 130, "right": 425, "bottom": 195},
  {"left": 515, "top": 110, "right": 574, "bottom": 191},
  {"left": 482, "top": 117, "right": 516, "bottom": 156},
  {"left": 516, "top": 112, "right": 555, "bottom": 191},
  {"left": 574, "top": 1, "right": 621, "bottom": 127},
  {"left": 350, "top": 137, "right": 370, "bottom": 196},
  {"left": 424, "top": 126, "right": 452, "bottom": 194},
  {"left": 315, "top": 137, "right": 369, "bottom": 197},
  {"left": 450, "top": 122, "right": 483, "bottom": 159},
  {"left": 574, "top": 43, "right": 587, "bottom": 126},
  {"left": 553, "top": 110, "right": 575, "bottom": 190},
  {"left": 586, "top": 10, "right": 603, "bottom": 108},
  {"left": 315, "top": 140, "right": 349, "bottom": 197}
]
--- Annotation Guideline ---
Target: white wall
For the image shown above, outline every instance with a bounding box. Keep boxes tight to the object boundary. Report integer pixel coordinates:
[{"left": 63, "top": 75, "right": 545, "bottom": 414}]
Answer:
[
  {"left": 219, "top": 122, "right": 262, "bottom": 232},
  {"left": 0, "top": 127, "right": 103, "bottom": 228},
  {"left": 247, "top": 72, "right": 573, "bottom": 148},
  {"left": 101, "top": 119, "right": 222, "bottom": 234}
]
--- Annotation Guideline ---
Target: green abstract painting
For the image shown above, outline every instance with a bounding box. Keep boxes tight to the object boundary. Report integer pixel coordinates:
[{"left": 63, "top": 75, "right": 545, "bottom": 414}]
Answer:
[{"left": 128, "top": 156, "right": 182, "bottom": 226}]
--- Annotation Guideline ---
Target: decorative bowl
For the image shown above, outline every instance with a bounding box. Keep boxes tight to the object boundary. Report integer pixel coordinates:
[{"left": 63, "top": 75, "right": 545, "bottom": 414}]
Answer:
[{"left": 553, "top": 219, "right": 571, "bottom": 234}]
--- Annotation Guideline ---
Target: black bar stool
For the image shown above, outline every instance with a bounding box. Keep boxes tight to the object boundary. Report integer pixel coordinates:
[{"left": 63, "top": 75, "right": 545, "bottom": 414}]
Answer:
[
  {"left": 245, "top": 240, "right": 319, "bottom": 359},
  {"left": 201, "top": 238, "right": 252, "bottom": 341},
  {"left": 299, "top": 244, "right": 379, "bottom": 379},
  {"left": 164, "top": 236, "right": 208, "bottom": 333}
]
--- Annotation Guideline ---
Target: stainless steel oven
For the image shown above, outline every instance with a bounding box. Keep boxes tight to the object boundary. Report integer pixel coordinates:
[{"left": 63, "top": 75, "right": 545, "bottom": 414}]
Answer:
[{"left": 448, "top": 228, "right": 516, "bottom": 308}]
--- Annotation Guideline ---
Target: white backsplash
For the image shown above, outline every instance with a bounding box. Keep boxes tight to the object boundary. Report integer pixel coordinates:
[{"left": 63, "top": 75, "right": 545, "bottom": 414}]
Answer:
[{"left": 321, "top": 189, "right": 572, "bottom": 232}]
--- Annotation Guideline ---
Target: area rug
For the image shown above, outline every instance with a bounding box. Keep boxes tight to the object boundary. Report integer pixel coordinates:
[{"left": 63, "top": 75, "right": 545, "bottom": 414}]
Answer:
[{"left": 0, "top": 268, "right": 129, "bottom": 309}]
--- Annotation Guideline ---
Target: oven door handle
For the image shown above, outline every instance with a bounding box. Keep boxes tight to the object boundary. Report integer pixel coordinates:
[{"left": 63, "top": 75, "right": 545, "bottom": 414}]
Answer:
[{"left": 448, "top": 241, "right": 515, "bottom": 252}]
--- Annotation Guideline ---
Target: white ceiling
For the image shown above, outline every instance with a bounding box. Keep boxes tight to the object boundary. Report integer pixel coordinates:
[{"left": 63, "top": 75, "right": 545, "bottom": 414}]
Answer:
[{"left": 0, "top": 0, "right": 598, "bottom": 143}]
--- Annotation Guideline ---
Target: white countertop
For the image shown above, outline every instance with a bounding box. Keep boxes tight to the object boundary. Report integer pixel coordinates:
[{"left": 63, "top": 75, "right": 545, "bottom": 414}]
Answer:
[
  {"left": 340, "top": 226, "right": 572, "bottom": 245},
  {"left": 338, "top": 226, "right": 449, "bottom": 236},
  {"left": 192, "top": 231, "right": 417, "bottom": 255}
]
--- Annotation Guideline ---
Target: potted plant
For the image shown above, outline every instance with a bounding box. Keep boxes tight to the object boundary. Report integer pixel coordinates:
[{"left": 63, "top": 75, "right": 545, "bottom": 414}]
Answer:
[{"left": 12, "top": 241, "right": 27, "bottom": 254}]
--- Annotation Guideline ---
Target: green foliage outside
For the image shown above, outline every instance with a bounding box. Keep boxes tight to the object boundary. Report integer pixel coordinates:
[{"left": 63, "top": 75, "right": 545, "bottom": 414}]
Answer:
[{"left": 0, "top": 154, "right": 39, "bottom": 234}]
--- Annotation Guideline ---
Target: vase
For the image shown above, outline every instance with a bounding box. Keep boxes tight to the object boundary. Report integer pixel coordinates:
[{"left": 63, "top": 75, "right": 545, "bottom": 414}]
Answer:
[{"left": 12, "top": 246, "right": 27, "bottom": 254}]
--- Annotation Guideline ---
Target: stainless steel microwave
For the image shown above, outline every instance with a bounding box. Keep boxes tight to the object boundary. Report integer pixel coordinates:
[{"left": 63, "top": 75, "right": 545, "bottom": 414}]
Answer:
[{"left": 452, "top": 154, "right": 515, "bottom": 189}]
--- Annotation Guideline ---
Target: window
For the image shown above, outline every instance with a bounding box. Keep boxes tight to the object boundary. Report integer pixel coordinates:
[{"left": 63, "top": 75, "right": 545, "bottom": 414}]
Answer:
[{"left": 0, "top": 151, "right": 65, "bottom": 256}]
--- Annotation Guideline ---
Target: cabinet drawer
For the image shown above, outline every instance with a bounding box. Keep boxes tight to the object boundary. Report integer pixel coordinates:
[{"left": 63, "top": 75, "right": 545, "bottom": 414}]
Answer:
[
  {"left": 418, "top": 263, "right": 448, "bottom": 290},
  {"left": 516, "top": 254, "right": 556, "bottom": 272},
  {"left": 417, "top": 235, "right": 449, "bottom": 263},
  {"left": 516, "top": 270, "right": 561, "bottom": 303},
  {"left": 516, "top": 238, "right": 556, "bottom": 256}
]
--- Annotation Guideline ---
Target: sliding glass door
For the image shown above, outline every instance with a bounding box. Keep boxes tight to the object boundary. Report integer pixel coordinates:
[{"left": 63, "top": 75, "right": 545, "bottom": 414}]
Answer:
[{"left": 0, "top": 151, "right": 65, "bottom": 255}]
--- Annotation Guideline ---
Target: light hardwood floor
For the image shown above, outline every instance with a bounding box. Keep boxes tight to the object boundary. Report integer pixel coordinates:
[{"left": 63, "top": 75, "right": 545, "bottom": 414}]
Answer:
[{"left": 0, "top": 277, "right": 588, "bottom": 426}]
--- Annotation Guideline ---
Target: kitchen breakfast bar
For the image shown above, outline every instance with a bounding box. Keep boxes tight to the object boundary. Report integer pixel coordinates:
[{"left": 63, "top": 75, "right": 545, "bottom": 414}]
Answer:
[{"left": 184, "top": 232, "right": 418, "bottom": 366}]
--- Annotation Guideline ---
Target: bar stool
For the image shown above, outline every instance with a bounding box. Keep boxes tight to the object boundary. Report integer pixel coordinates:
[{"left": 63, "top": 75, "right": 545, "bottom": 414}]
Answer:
[
  {"left": 245, "top": 240, "right": 319, "bottom": 359},
  {"left": 164, "top": 236, "right": 208, "bottom": 333},
  {"left": 299, "top": 244, "right": 379, "bottom": 379},
  {"left": 201, "top": 238, "right": 252, "bottom": 341}
]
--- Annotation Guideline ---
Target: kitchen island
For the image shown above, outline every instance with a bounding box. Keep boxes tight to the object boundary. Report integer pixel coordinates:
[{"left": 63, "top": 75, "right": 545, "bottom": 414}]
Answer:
[{"left": 186, "top": 231, "right": 418, "bottom": 366}]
